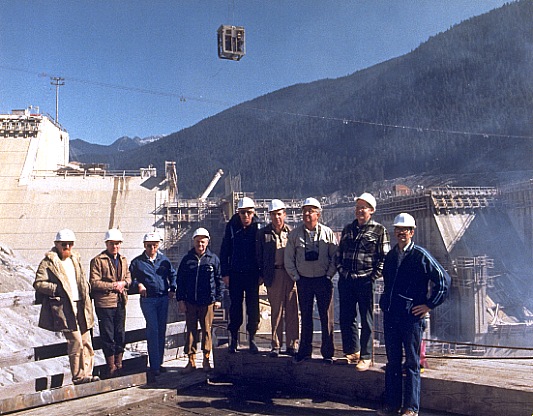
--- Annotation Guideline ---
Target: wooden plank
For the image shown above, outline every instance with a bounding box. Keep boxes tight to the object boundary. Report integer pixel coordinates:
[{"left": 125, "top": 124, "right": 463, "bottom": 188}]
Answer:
[{"left": 0, "top": 371, "right": 147, "bottom": 414}]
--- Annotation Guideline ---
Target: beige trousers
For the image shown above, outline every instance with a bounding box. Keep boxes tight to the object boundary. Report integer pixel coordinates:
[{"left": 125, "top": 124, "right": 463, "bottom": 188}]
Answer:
[
  {"left": 267, "top": 268, "right": 299, "bottom": 350},
  {"left": 64, "top": 301, "right": 95, "bottom": 383}
]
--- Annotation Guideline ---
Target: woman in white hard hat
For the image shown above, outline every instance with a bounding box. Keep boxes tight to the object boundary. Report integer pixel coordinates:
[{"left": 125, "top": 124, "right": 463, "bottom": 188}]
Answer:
[
  {"left": 89, "top": 229, "right": 131, "bottom": 378},
  {"left": 34, "top": 229, "right": 100, "bottom": 385},
  {"left": 176, "top": 227, "right": 223, "bottom": 373}
]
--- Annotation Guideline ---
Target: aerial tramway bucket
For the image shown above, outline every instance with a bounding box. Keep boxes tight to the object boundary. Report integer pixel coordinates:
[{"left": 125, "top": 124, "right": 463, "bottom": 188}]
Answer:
[{"left": 217, "top": 25, "right": 245, "bottom": 61}]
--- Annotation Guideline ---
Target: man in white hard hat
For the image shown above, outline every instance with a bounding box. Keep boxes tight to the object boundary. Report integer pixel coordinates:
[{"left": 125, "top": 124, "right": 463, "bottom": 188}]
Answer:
[
  {"left": 336, "top": 192, "right": 390, "bottom": 371},
  {"left": 285, "top": 197, "right": 338, "bottom": 364},
  {"left": 378, "top": 213, "right": 450, "bottom": 416},
  {"left": 220, "top": 196, "right": 262, "bottom": 353},
  {"left": 89, "top": 229, "right": 131, "bottom": 378},
  {"left": 176, "top": 227, "right": 223, "bottom": 373},
  {"left": 129, "top": 231, "right": 177, "bottom": 382},
  {"left": 256, "top": 199, "right": 298, "bottom": 357},
  {"left": 34, "top": 229, "right": 100, "bottom": 385}
]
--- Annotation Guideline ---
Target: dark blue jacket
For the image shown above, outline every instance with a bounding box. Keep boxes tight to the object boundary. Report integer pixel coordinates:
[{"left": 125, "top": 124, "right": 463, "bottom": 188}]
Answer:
[
  {"left": 379, "top": 242, "right": 450, "bottom": 320},
  {"left": 129, "top": 252, "right": 177, "bottom": 297},
  {"left": 176, "top": 247, "right": 222, "bottom": 305},
  {"left": 220, "top": 213, "right": 261, "bottom": 277}
]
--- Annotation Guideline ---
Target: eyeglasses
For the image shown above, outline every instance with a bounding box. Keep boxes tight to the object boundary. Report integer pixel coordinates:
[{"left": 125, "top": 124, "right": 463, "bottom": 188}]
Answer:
[
  {"left": 238, "top": 210, "right": 254, "bottom": 216},
  {"left": 302, "top": 208, "right": 318, "bottom": 215},
  {"left": 60, "top": 242, "right": 74, "bottom": 247},
  {"left": 394, "top": 227, "right": 413, "bottom": 233}
]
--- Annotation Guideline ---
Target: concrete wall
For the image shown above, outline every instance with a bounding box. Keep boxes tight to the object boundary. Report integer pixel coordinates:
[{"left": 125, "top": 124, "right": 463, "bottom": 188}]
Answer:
[{"left": 0, "top": 128, "right": 168, "bottom": 271}]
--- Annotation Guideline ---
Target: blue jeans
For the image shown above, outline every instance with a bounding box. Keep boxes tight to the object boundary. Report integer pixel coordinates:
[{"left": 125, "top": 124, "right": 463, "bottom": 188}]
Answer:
[
  {"left": 140, "top": 296, "right": 169, "bottom": 373},
  {"left": 383, "top": 312, "right": 424, "bottom": 413},
  {"left": 338, "top": 276, "right": 374, "bottom": 359}
]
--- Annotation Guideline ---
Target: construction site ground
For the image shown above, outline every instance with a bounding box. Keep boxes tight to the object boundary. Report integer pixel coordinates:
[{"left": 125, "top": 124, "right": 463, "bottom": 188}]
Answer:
[{"left": 10, "top": 343, "right": 533, "bottom": 416}]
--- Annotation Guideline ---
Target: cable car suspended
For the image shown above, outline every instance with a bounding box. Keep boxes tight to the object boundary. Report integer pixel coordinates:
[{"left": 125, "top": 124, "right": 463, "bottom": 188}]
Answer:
[{"left": 217, "top": 25, "right": 245, "bottom": 61}]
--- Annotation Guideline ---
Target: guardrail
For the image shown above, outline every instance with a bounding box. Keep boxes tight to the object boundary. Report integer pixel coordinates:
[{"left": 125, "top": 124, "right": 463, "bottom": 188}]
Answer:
[{"left": 0, "top": 302, "right": 187, "bottom": 414}]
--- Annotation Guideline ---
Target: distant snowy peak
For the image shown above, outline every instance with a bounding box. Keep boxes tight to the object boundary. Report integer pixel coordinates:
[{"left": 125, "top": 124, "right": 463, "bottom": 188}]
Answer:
[{"left": 112, "top": 135, "right": 164, "bottom": 150}]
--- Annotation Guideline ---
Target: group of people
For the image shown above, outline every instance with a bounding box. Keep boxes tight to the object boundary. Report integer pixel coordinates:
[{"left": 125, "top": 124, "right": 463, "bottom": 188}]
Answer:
[
  {"left": 221, "top": 194, "right": 450, "bottom": 416},
  {"left": 33, "top": 227, "right": 222, "bottom": 385},
  {"left": 33, "top": 192, "right": 450, "bottom": 416}
]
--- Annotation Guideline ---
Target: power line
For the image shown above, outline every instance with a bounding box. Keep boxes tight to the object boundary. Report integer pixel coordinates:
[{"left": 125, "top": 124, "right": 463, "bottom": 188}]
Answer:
[{"left": 1, "top": 64, "right": 532, "bottom": 141}]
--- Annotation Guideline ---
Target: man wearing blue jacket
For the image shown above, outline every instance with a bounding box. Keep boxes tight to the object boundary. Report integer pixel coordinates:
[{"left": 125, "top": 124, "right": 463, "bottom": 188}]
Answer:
[
  {"left": 378, "top": 213, "right": 450, "bottom": 416},
  {"left": 129, "top": 232, "right": 177, "bottom": 381},
  {"left": 220, "top": 197, "right": 262, "bottom": 353},
  {"left": 177, "top": 227, "right": 223, "bottom": 373}
]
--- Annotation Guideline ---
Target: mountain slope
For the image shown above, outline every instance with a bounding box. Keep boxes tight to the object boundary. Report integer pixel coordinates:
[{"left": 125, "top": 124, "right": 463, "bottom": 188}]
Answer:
[{"left": 110, "top": 0, "right": 533, "bottom": 198}]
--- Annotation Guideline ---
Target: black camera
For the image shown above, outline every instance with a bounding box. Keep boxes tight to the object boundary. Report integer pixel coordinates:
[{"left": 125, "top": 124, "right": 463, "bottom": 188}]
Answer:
[{"left": 305, "top": 250, "right": 319, "bottom": 262}]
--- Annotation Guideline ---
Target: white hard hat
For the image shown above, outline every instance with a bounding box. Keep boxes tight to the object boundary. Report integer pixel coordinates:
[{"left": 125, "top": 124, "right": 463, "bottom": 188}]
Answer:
[
  {"left": 105, "top": 228, "right": 123, "bottom": 242},
  {"left": 55, "top": 229, "right": 76, "bottom": 242},
  {"left": 393, "top": 213, "right": 416, "bottom": 228},
  {"left": 268, "top": 199, "right": 286, "bottom": 212},
  {"left": 356, "top": 192, "right": 377, "bottom": 210},
  {"left": 192, "top": 227, "right": 210, "bottom": 240},
  {"left": 143, "top": 231, "right": 162, "bottom": 242},
  {"left": 237, "top": 197, "right": 255, "bottom": 209},
  {"left": 302, "top": 197, "right": 322, "bottom": 211}
]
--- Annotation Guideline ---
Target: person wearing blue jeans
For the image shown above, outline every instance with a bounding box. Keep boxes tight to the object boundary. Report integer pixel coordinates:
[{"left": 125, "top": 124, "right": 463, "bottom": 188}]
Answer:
[
  {"left": 130, "top": 232, "right": 177, "bottom": 381},
  {"left": 378, "top": 213, "right": 450, "bottom": 416}
]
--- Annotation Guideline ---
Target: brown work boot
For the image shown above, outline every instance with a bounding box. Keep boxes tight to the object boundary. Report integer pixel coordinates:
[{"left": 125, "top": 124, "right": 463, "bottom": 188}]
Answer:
[
  {"left": 114, "top": 352, "right": 124, "bottom": 376},
  {"left": 182, "top": 354, "right": 196, "bottom": 374},
  {"left": 105, "top": 355, "right": 117, "bottom": 378}
]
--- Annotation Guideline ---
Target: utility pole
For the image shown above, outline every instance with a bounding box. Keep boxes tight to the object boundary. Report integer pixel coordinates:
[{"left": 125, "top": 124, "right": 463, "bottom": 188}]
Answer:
[{"left": 50, "top": 77, "right": 65, "bottom": 123}]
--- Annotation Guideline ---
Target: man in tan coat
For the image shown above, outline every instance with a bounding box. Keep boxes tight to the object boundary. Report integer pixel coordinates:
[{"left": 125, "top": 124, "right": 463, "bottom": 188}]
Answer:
[
  {"left": 34, "top": 229, "right": 100, "bottom": 385},
  {"left": 90, "top": 229, "right": 131, "bottom": 378}
]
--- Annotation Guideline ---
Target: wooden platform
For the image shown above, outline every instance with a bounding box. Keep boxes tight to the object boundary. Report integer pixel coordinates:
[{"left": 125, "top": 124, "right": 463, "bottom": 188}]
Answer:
[{"left": 213, "top": 346, "right": 533, "bottom": 416}]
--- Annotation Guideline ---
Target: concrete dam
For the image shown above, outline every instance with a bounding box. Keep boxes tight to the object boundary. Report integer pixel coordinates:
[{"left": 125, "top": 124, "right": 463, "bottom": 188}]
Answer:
[{"left": 2, "top": 107, "right": 533, "bottom": 353}]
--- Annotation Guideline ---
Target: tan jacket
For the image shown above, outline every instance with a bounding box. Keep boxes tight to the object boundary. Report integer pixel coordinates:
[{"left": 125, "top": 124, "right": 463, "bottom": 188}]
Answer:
[
  {"left": 34, "top": 248, "right": 94, "bottom": 332},
  {"left": 89, "top": 251, "right": 131, "bottom": 308}
]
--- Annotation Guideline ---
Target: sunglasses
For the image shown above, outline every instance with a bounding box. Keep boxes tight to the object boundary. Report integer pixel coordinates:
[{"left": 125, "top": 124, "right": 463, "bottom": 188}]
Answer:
[
  {"left": 239, "top": 210, "right": 254, "bottom": 216},
  {"left": 60, "top": 242, "right": 74, "bottom": 247}
]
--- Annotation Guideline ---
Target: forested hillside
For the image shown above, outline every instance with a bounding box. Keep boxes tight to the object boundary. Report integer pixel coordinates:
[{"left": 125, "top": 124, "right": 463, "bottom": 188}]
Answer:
[{"left": 97, "top": 1, "right": 533, "bottom": 198}]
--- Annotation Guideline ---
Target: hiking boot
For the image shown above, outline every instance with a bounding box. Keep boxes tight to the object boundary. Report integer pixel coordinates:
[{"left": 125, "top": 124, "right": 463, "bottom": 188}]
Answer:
[
  {"left": 355, "top": 359, "right": 372, "bottom": 371},
  {"left": 73, "top": 375, "right": 99, "bottom": 385},
  {"left": 344, "top": 352, "right": 360, "bottom": 364}
]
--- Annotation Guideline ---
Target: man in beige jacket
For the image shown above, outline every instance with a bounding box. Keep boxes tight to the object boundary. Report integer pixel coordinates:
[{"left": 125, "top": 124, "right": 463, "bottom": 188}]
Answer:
[
  {"left": 34, "top": 229, "right": 100, "bottom": 385},
  {"left": 90, "top": 229, "right": 131, "bottom": 378}
]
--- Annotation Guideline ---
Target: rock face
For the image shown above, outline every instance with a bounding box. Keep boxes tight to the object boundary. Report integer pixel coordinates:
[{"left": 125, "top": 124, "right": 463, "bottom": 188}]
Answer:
[
  {"left": 0, "top": 244, "right": 67, "bottom": 386},
  {"left": 0, "top": 243, "right": 35, "bottom": 293}
]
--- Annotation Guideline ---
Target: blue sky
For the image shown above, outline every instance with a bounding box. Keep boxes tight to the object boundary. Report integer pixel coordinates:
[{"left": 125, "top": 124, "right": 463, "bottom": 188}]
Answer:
[{"left": 0, "top": 0, "right": 511, "bottom": 145}]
